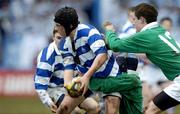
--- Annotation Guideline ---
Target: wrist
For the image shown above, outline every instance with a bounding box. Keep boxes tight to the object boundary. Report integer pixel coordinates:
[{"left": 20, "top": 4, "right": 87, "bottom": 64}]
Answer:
[
  {"left": 106, "top": 30, "right": 114, "bottom": 35},
  {"left": 36, "top": 90, "right": 54, "bottom": 108},
  {"left": 85, "top": 70, "right": 94, "bottom": 78},
  {"left": 44, "top": 98, "right": 54, "bottom": 108}
]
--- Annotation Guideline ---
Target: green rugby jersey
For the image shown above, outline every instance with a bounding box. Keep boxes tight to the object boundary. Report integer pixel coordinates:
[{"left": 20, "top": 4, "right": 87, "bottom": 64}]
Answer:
[{"left": 106, "top": 22, "right": 180, "bottom": 80}]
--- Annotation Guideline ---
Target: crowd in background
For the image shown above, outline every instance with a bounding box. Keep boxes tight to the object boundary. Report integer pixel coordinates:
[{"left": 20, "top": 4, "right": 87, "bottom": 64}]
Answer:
[{"left": 0, "top": 0, "right": 180, "bottom": 70}]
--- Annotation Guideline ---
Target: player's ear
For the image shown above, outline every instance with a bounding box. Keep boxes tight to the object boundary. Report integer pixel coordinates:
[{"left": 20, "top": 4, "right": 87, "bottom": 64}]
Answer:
[{"left": 140, "top": 17, "right": 146, "bottom": 24}]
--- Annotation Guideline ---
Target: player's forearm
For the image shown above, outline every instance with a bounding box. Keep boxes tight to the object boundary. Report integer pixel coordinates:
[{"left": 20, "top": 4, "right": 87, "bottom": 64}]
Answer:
[
  {"left": 85, "top": 53, "right": 108, "bottom": 78},
  {"left": 64, "top": 70, "right": 74, "bottom": 86},
  {"left": 105, "top": 30, "right": 121, "bottom": 52},
  {"left": 36, "top": 89, "right": 54, "bottom": 108}
]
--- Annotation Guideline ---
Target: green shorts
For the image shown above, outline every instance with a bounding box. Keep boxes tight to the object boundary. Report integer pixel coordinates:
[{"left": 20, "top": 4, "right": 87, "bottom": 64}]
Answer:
[{"left": 89, "top": 73, "right": 142, "bottom": 114}]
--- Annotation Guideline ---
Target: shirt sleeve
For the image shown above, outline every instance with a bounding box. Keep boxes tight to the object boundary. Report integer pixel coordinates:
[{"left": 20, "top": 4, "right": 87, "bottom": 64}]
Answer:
[
  {"left": 36, "top": 89, "right": 54, "bottom": 108},
  {"left": 106, "top": 30, "right": 152, "bottom": 53},
  {"left": 58, "top": 37, "right": 76, "bottom": 70},
  {"left": 34, "top": 49, "right": 53, "bottom": 90},
  {"left": 87, "top": 28, "right": 107, "bottom": 55},
  {"left": 34, "top": 50, "right": 54, "bottom": 108}
]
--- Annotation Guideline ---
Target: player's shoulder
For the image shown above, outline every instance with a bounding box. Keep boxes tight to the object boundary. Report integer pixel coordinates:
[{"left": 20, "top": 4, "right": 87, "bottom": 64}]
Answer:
[
  {"left": 78, "top": 24, "right": 100, "bottom": 35},
  {"left": 78, "top": 24, "right": 94, "bottom": 30},
  {"left": 58, "top": 37, "right": 71, "bottom": 52},
  {"left": 38, "top": 42, "right": 56, "bottom": 62}
]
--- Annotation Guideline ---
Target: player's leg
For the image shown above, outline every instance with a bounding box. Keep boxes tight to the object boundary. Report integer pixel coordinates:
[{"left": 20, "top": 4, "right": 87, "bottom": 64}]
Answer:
[
  {"left": 145, "top": 76, "right": 180, "bottom": 114},
  {"left": 79, "top": 97, "right": 100, "bottom": 114},
  {"left": 56, "top": 95, "right": 85, "bottom": 114},
  {"left": 89, "top": 73, "right": 142, "bottom": 114},
  {"left": 142, "top": 81, "right": 154, "bottom": 110},
  {"left": 71, "top": 107, "right": 83, "bottom": 114},
  {"left": 145, "top": 91, "right": 179, "bottom": 114},
  {"left": 157, "top": 80, "right": 175, "bottom": 114},
  {"left": 89, "top": 74, "right": 141, "bottom": 92},
  {"left": 101, "top": 92, "right": 121, "bottom": 114},
  {"left": 104, "top": 95, "right": 120, "bottom": 114}
]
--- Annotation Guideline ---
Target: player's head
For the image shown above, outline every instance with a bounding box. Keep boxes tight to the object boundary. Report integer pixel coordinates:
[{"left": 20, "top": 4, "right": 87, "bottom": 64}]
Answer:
[
  {"left": 132, "top": 3, "right": 158, "bottom": 32},
  {"left": 53, "top": 25, "right": 63, "bottom": 45},
  {"left": 160, "top": 17, "right": 172, "bottom": 32},
  {"left": 54, "top": 6, "right": 80, "bottom": 36},
  {"left": 127, "top": 7, "right": 135, "bottom": 23}
]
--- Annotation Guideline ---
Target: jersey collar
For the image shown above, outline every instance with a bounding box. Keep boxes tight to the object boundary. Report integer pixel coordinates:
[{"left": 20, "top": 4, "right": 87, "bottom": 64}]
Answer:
[
  {"left": 53, "top": 41, "right": 61, "bottom": 55},
  {"left": 141, "top": 22, "right": 159, "bottom": 32}
]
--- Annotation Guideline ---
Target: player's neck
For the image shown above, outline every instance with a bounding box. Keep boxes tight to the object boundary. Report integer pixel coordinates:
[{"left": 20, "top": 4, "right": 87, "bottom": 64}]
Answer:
[{"left": 69, "top": 28, "right": 77, "bottom": 40}]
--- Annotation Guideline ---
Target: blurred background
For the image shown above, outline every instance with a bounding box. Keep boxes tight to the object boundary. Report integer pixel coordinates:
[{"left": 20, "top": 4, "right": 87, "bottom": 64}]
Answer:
[{"left": 0, "top": 0, "right": 179, "bottom": 114}]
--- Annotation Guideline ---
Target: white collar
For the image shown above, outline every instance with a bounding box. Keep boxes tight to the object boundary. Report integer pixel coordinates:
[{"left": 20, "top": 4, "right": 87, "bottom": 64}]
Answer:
[
  {"left": 141, "top": 22, "right": 159, "bottom": 32},
  {"left": 53, "top": 41, "right": 61, "bottom": 55}
]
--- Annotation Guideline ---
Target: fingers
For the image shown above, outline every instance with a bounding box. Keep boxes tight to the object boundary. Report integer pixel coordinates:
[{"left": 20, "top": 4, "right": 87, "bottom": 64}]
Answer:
[
  {"left": 50, "top": 103, "right": 57, "bottom": 113},
  {"left": 103, "top": 21, "right": 115, "bottom": 32},
  {"left": 74, "top": 77, "right": 81, "bottom": 83},
  {"left": 103, "top": 21, "right": 112, "bottom": 27},
  {"left": 82, "top": 85, "right": 88, "bottom": 96},
  {"left": 79, "top": 82, "right": 84, "bottom": 92},
  {"left": 64, "top": 83, "right": 67, "bottom": 88},
  {"left": 51, "top": 109, "right": 56, "bottom": 113},
  {"left": 79, "top": 82, "right": 87, "bottom": 96}
]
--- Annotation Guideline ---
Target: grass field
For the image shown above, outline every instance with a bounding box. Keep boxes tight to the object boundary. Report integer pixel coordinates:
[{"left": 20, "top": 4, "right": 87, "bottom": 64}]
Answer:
[
  {"left": 0, "top": 96, "right": 52, "bottom": 114},
  {"left": 0, "top": 96, "right": 180, "bottom": 114}
]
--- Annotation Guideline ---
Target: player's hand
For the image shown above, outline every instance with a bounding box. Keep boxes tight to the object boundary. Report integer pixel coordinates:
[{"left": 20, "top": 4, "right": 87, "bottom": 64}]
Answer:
[
  {"left": 103, "top": 21, "right": 115, "bottom": 32},
  {"left": 64, "top": 82, "right": 72, "bottom": 89},
  {"left": 75, "top": 75, "right": 90, "bottom": 96},
  {"left": 50, "top": 103, "right": 57, "bottom": 113}
]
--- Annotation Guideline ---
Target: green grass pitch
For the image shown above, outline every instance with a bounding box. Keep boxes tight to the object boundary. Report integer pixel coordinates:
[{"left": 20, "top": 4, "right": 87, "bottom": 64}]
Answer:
[{"left": 0, "top": 96, "right": 179, "bottom": 114}]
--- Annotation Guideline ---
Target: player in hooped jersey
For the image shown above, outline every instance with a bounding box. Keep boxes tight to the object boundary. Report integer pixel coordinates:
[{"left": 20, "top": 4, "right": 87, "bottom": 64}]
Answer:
[
  {"left": 55, "top": 7, "right": 142, "bottom": 114},
  {"left": 34, "top": 26, "right": 100, "bottom": 114}
]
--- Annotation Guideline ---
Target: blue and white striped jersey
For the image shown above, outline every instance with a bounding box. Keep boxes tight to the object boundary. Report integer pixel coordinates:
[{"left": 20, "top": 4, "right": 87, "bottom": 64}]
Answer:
[
  {"left": 34, "top": 42, "right": 64, "bottom": 91},
  {"left": 59, "top": 24, "right": 121, "bottom": 78}
]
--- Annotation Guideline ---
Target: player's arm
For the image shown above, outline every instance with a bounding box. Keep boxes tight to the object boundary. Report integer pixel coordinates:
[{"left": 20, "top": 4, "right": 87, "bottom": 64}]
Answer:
[
  {"left": 82, "top": 53, "right": 107, "bottom": 81},
  {"left": 78, "top": 28, "right": 108, "bottom": 95},
  {"left": 36, "top": 90, "right": 57, "bottom": 113},
  {"left": 59, "top": 38, "right": 76, "bottom": 87},
  {"left": 104, "top": 22, "right": 150, "bottom": 53},
  {"left": 63, "top": 56, "right": 76, "bottom": 87},
  {"left": 87, "top": 28, "right": 108, "bottom": 75},
  {"left": 34, "top": 50, "right": 57, "bottom": 113}
]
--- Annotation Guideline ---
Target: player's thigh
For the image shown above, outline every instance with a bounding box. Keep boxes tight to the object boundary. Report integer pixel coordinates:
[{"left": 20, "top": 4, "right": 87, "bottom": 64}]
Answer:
[
  {"left": 105, "top": 95, "right": 120, "bottom": 111},
  {"left": 60, "top": 95, "right": 85, "bottom": 111},
  {"left": 79, "top": 97, "right": 99, "bottom": 111}
]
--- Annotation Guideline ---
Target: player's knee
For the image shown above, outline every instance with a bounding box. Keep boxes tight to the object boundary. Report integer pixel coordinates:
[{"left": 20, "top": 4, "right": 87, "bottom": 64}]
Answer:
[
  {"left": 145, "top": 101, "right": 161, "bottom": 114},
  {"left": 56, "top": 104, "right": 69, "bottom": 114},
  {"left": 92, "top": 104, "right": 101, "bottom": 114},
  {"left": 106, "top": 107, "right": 118, "bottom": 114},
  {"left": 85, "top": 101, "right": 100, "bottom": 114}
]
